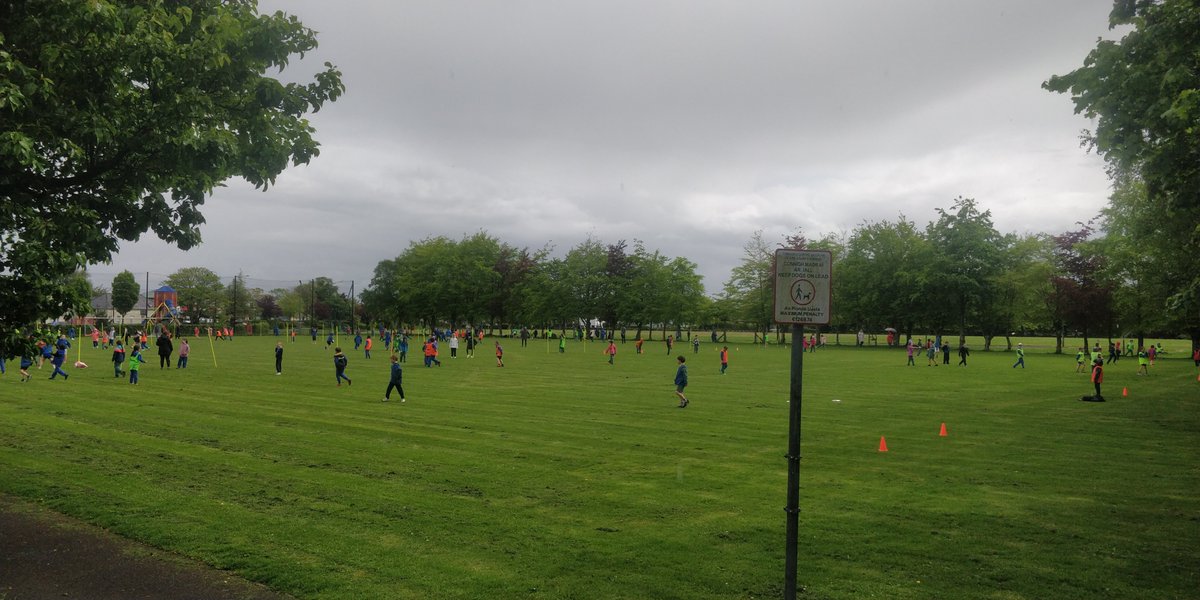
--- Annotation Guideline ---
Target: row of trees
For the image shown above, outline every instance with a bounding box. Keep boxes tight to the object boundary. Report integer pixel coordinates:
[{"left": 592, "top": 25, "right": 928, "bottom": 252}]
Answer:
[
  {"left": 87, "top": 188, "right": 1194, "bottom": 353},
  {"left": 359, "top": 233, "right": 705, "bottom": 339}
]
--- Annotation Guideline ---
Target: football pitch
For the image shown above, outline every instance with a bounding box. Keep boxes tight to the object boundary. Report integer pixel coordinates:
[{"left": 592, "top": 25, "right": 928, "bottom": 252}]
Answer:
[{"left": 1, "top": 334, "right": 1197, "bottom": 599}]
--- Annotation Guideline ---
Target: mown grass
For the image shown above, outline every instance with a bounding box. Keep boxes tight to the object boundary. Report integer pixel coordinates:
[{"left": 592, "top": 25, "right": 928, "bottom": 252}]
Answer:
[{"left": 1, "top": 334, "right": 1197, "bottom": 599}]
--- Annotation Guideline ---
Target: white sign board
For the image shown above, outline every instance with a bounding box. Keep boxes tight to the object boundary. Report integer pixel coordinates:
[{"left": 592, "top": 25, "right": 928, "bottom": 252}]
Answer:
[{"left": 773, "top": 249, "right": 832, "bottom": 325}]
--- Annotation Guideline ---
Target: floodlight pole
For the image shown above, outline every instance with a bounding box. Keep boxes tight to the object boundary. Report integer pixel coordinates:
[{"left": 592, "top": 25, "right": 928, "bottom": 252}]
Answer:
[{"left": 785, "top": 322, "right": 803, "bottom": 600}]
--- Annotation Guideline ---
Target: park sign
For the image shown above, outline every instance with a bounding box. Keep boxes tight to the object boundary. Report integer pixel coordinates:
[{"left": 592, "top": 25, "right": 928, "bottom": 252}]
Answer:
[{"left": 773, "top": 249, "right": 832, "bottom": 325}]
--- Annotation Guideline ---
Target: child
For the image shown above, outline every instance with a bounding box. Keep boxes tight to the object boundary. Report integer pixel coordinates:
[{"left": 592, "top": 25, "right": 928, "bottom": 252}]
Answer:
[
  {"left": 1137, "top": 347, "right": 1149, "bottom": 375},
  {"left": 1075, "top": 347, "right": 1086, "bottom": 373},
  {"left": 605, "top": 340, "right": 617, "bottom": 365},
  {"left": 333, "top": 347, "right": 351, "bottom": 386},
  {"left": 177, "top": 339, "right": 189, "bottom": 368},
  {"left": 559, "top": 336, "right": 566, "bottom": 354},
  {"left": 720, "top": 346, "right": 729, "bottom": 374},
  {"left": 19, "top": 355, "right": 33, "bottom": 382},
  {"left": 495, "top": 341, "right": 504, "bottom": 367},
  {"left": 112, "top": 342, "right": 126, "bottom": 378},
  {"left": 1011, "top": 343, "right": 1025, "bottom": 369},
  {"left": 383, "top": 354, "right": 405, "bottom": 402},
  {"left": 275, "top": 341, "right": 284, "bottom": 375},
  {"left": 128, "top": 347, "right": 141, "bottom": 385},
  {"left": 326, "top": 332, "right": 335, "bottom": 350},
  {"left": 449, "top": 334, "right": 459, "bottom": 358},
  {"left": 465, "top": 334, "right": 475, "bottom": 358},
  {"left": 674, "top": 355, "right": 689, "bottom": 408},
  {"left": 635, "top": 337, "right": 644, "bottom": 354},
  {"left": 692, "top": 337, "right": 700, "bottom": 354},
  {"left": 48, "top": 341, "right": 70, "bottom": 380},
  {"left": 364, "top": 335, "right": 373, "bottom": 359},
  {"left": 1090, "top": 357, "right": 1104, "bottom": 400}
]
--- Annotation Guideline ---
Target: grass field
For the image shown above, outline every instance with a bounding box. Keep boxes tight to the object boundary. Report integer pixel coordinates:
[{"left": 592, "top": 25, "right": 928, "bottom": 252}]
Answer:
[{"left": 1, "top": 333, "right": 1197, "bottom": 599}]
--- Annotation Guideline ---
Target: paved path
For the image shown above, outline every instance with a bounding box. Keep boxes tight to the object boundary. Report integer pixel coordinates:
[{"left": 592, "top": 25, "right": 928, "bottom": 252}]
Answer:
[{"left": 0, "top": 495, "right": 293, "bottom": 600}]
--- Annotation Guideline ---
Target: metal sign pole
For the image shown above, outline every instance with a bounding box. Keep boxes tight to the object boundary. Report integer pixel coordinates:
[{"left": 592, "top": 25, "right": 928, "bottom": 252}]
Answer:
[
  {"left": 772, "top": 249, "right": 832, "bottom": 600},
  {"left": 784, "top": 322, "right": 803, "bottom": 600}
]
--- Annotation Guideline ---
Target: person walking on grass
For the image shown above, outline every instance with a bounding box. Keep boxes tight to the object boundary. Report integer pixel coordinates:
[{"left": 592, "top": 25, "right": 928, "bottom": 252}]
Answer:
[
  {"left": 48, "top": 339, "right": 69, "bottom": 380},
  {"left": 177, "top": 339, "right": 189, "bottom": 368},
  {"left": 275, "top": 341, "right": 284, "bottom": 375},
  {"left": 692, "top": 336, "right": 700, "bottom": 354},
  {"left": 112, "top": 341, "right": 125, "bottom": 378},
  {"left": 1091, "top": 357, "right": 1104, "bottom": 401},
  {"left": 958, "top": 343, "right": 970, "bottom": 366},
  {"left": 128, "top": 347, "right": 142, "bottom": 385},
  {"left": 19, "top": 355, "right": 33, "bottom": 382},
  {"left": 559, "top": 335, "right": 566, "bottom": 354},
  {"left": 364, "top": 335, "right": 373, "bottom": 359},
  {"left": 495, "top": 341, "right": 505, "bottom": 367},
  {"left": 720, "top": 346, "right": 729, "bottom": 375},
  {"left": 383, "top": 354, "right": 405, "bottom": 403},
  {"left": 1012, "top": 343, "right": 1025, "bottom": 369},
  {"left": 333, "top": 347, "right": 351, "bottom": 386},
  {"left": 906, "top": 339, "right": 915, "bottom": 366},
  {"left": 926, "top": 343, "right": 938, "bottom": 366},
  {"left": 674, "top": 355, "right": 689, "bottom": 408},
  {"left": 1137, "top": 347, "right": 1149, "bottom": 375},
  {"left": 1076, "top": 347, "right": 1086, "bottom": 373},
  {"left": 156, "top": 331, "right": 173, "bottom": 369},
  {"left": 605, "top": 340, "right": 617, "bottom": 365}
]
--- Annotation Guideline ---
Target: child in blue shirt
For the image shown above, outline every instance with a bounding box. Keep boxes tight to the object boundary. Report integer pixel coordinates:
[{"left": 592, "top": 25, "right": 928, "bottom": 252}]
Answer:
[
  {"left": 383, "top": 354, "right": 405, "bottom": 402},
  {"left": 674, "top": 356, "right": 689, "bottom": 408}
]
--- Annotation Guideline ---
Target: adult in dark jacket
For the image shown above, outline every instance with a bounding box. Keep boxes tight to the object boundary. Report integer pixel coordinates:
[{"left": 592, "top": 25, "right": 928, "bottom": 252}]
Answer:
[{"left": 156, "top": 332, "right": 174, "bottom": 369}]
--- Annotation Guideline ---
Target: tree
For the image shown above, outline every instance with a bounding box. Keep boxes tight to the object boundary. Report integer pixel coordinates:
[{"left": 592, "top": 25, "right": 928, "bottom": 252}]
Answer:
[
  {"left": 1048, "top": 224, "right": 1114, "bottom": 352},
  {"left": 926, "top": 198, "right": 1006, "bottom": 346},
  {"left": 111, "top": 271, "right": 140, "bottom": 317},
  {"left": 723, "top": 231, "right": 774, "bottom": 344},
  {"left": 623, "top": 242, "right": 672, "bottom": 340},
  {"left": 836, "top": 217, "right": 929, "bottom": 342},
  {"left": 225, "top": 273, "right": 258, "bottom": 325},
  {"left": 1044, "top": 0, "right": 1200, "bottom": 346},
  {"left": 0, "top": 1, "right": 343, "bottom": 357},
  {"left": 164, "top": 267, "right": 224, "bottom": 323},
  {"left": 1097, "top": 178, "right": 1174, "bottom": 344},
  {"left": 256, "top": 293, "right": 283, "bottom": 322}
]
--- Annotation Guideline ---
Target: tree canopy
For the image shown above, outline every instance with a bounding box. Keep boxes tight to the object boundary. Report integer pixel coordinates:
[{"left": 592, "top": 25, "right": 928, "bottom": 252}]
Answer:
[
  {"left": 1044, "top": 0, "right": 1199, "bottom": 344},
  {"left": 0, "top": 0, "right": 343, "bottom": 356}
]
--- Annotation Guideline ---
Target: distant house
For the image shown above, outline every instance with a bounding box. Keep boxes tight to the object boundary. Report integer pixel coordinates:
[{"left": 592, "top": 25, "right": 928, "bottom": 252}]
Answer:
[{"left": 83, "top": 292, "right": 154, "bottom": 326}]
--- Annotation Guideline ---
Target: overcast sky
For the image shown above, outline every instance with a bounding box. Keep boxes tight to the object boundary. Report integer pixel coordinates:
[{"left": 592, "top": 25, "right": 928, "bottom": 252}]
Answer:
[{"left": 95, "top": 0, "right": 1118, "bottom": 295}]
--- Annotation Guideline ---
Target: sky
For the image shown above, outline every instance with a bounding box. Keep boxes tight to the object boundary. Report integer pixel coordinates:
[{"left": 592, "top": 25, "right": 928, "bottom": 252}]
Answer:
[{"left": 94, "top": 0, "right": 1120, "bottom": 296}]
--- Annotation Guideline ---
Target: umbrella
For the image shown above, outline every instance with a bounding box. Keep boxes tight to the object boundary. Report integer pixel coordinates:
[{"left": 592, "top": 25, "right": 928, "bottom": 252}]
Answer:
[{"left": 883, "top": 327, "right": 897, "bottom": 333}]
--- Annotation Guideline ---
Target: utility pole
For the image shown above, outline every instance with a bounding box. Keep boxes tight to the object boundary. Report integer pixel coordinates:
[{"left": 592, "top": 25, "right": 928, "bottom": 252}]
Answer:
[{"left": 231, "top": 274, "right": 238, "bottom": 328}]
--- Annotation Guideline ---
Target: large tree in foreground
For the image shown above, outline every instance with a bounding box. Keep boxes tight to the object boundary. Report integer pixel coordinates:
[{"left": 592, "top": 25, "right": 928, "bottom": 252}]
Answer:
[
  {"left": 0, "top": 1, "right": 343, "bottom": 356},
  {"left": 1044, "top": 0, "right": 1199, "bottom": 345}
]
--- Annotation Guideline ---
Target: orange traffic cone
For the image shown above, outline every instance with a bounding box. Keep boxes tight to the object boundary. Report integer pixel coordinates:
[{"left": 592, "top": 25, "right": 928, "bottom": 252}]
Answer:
[
  {"left": 939, "top": 422, "right": 948, "bottom": 437},
  {"left": 878, "top": 436, "right": 889, "bottom": 452},
  {"left": 1122, "top": 387, "right": 1128, "bottom": 397}
]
